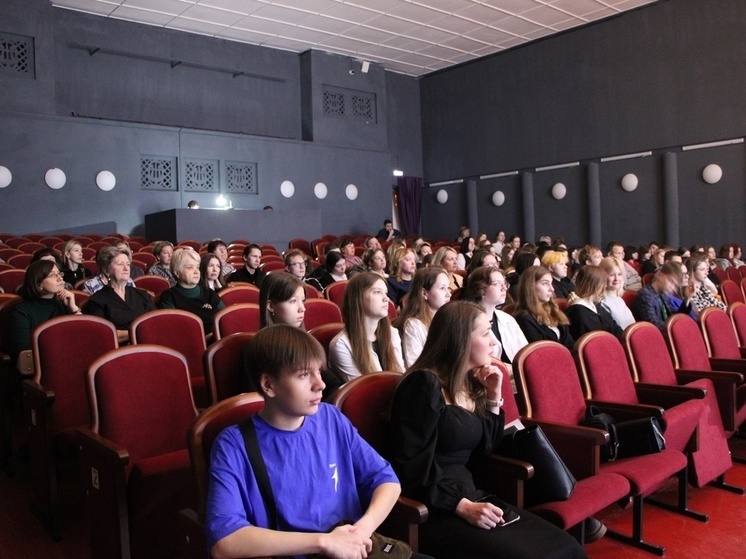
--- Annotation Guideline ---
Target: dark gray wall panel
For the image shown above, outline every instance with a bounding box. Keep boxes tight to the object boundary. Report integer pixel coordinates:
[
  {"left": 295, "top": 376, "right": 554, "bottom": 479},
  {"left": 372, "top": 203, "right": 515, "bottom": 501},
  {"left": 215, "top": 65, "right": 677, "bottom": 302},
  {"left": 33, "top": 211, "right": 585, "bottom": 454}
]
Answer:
[
  {"left": 421, "top": 0, "right": 746, "bottom": 182},
  {"left": 420, "top": 183, "right": 466, "bottom": 240},
  {"left": 599, "top": 155, "right": 664, "bottom": 248},
  {"left": 53, "top": 9, "right": 301, "bottom": 139},
  {"left": 475, "top": 176, "right": 522, "bottom": 242},
  {"left": 532, "top": 167, "right": 586, "bottom": 247},
  {"left": 678, "top": 145, "right": 746, "bottom": 249}
]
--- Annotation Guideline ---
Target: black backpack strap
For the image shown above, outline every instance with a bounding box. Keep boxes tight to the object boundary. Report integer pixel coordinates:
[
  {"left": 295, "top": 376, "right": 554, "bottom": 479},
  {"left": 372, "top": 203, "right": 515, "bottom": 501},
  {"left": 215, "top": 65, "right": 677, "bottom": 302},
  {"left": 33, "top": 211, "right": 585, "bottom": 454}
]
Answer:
[{"left": 239, "top": 418, "right": 279, "bottom": 530}]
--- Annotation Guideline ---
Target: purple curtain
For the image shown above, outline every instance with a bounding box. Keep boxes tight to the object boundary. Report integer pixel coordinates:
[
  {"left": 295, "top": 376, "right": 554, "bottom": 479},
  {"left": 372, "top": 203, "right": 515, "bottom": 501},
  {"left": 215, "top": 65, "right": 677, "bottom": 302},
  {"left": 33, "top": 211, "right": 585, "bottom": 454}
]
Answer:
[{"left": 396, "top": 176, "right": 423, "bottom": 235}]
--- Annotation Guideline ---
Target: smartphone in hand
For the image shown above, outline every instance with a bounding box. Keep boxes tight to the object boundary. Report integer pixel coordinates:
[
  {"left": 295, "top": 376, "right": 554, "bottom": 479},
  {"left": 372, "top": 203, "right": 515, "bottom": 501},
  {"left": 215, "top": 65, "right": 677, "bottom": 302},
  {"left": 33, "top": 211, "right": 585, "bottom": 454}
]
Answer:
[{"left": 499, "top": 508, "right": 521, "bottom": 527}]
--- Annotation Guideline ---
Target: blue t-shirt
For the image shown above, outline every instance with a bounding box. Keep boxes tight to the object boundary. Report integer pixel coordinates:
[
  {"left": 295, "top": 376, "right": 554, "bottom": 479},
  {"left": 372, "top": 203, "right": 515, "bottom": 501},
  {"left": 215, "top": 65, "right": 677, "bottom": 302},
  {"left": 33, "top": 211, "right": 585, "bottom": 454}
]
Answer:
[{"left": 205, "top": 403, "right": 398, "bottom": 552}]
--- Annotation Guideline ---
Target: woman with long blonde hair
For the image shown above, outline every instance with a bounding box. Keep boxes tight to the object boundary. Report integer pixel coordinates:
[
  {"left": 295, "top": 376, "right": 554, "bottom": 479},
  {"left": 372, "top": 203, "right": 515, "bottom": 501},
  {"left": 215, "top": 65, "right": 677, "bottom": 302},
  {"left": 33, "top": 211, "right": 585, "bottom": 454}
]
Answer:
[
  {"left": 432, "top": 246, "right": 462, "bottom": 291},
  {"left": 598, "top": 256, "right": 635, "bottom": 330},
  {"left": 328, "top": 272, "right": 403, "bottom": 382},
  {"left": 387, "top": 247, "right": 417, "bottom": 307},
  {"left": 564, "top": 265, "right": 623, "bottom": 339},
  {"left": 513, "top": 265, "right": 573, "bottom": 348}
]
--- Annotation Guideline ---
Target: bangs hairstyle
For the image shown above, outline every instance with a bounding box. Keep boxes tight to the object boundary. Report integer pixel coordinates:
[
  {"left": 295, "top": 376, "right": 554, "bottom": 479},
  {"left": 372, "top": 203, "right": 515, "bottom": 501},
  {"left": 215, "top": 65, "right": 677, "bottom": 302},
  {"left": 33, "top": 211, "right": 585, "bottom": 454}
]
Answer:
[
  {"left": 362, "top": 247, "right": 385, "bottom": 269},
  {"left": 21, "top": 259, "right": 56, "bottom": 301},
  {"left": 97, "top": 246, "right": 131, "bottom": 276},
  {"left": 514, "top": 265, "right": 569, "bottom": 327},
  {"left": 259, "top": 272, "right": 305, "bottom": 327},
  {"left": 572, "top": 265, "right": 607, "bottom": 301},
  {"left": 407, "top": 301, "right": 489, "bottom": 417},
  {"left": 342, "top": 272, "right": 403, "bottom": 374},
  {"left": 152, "top": 240, "right": 174, "bottom": 257},
  {"left": 686, "top": 254, "right": 709, "bottom": 276},
  {"left": 243, "top": 325, "right": 325, "bottom": 397},
  {"left": 464, "top": 266, "right": 502, "bottom": 303},
  {"left": 393, "top": 266, "right": 448, "bottom": 330}
]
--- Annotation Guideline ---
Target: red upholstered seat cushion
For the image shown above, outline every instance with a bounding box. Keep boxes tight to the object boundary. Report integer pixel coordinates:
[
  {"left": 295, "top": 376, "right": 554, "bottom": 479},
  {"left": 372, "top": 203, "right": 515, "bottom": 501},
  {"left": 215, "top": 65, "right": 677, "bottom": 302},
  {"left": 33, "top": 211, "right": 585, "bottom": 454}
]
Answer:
[
  {"left": 577, "top": 334, "right": 638, "bottom": 404},
  {"left": 530, "top": 472, "right": 630, "bottom": 530},
  {"left": 600, "top": 450, "right": 687, "bottom": 497}
]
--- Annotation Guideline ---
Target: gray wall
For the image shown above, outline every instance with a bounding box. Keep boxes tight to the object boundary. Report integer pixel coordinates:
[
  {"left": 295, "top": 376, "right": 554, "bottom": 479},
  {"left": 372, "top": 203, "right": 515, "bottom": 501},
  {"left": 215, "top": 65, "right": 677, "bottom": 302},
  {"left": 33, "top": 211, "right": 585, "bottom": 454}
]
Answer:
[
  {"left": 0, "top": 0, "right": 423, "bottom": 243},
  {"left": 419, "top": 0, "right": 746, "bottom": 248}
]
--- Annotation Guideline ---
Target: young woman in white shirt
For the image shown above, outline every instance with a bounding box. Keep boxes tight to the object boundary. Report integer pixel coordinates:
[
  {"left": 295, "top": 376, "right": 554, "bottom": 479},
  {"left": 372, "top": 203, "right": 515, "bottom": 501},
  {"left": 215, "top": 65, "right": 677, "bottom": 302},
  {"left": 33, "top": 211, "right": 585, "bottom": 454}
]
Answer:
[{"left": 393, "top": 266, "right": 451, "bottom": 367}]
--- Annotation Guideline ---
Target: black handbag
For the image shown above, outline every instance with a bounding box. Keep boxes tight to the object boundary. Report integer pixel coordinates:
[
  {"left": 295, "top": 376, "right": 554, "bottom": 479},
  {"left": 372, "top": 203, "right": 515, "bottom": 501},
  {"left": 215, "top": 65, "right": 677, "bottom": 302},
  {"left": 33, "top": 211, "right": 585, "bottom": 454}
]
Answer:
[
  {"left": 614, "top": 416, "right": 666, "bottom": 459},
  {"left": 498, "top": 424, "right": 577, "bottom": 506},
  {"left": 581, "top": 405, "right": 665, "bottom": 461}
]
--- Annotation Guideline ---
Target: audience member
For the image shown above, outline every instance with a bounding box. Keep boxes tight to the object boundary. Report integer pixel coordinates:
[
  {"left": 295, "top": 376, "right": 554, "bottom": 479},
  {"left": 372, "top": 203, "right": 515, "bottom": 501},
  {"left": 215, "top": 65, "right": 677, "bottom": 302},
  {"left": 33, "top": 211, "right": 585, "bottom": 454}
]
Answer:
[
  {"left": 598, "top": 257, "right": 636, "bottom": 330},
  {"left": 316, "top": 251, "right": 347, "bottom": 290},
  {"left": 465, "top": 266, "right": 527, "bottom": 368},
  {"left": 159, "top": 248, "right": 224, "bottom": 334},
  {"left": 148, "top": 240, "right": 176, "bottom": 286},
  {"left": 513, "top": 266, "right": 574, "bottom": 348},
  {"left": 7, "top": 260, "right": 81, "bottom": 371},
  {"left": 687, "top": 254, "right": 726, "bottom": 314},
  {"left": 541, "top": 250, "right": 575, "bottom": 299},
  {"left": 632, "top": 262, "right": 694, "bottom": 330},
  {"left": 456, "top": 237, "right": 475, "bottom": 270},
  {"left": 376, "top": 219, "right": 401, "bottom": 242},
  {"left": 339, "top": 238, "right": 363, "bottom": 272},
  {"left": 200, "top": 253, "right": 225, "bottom": 292},
  {"left": 392, "top": 266, "right": 451, "bottom": 366},
  {"left": 386, "top": 247, "right": 416, "bottom": 307},
  {"left": 606, "top": 241, "right": 642, "bottom": 291},
  {"left": 206, "top": 325, "right": 402, "bottom": 559},
  {"left": 227, "top": 244, "right": 265, "bottom": 287},
  {"left": 85, "top": 246, "right": 156, "bottom": 343},
  {"left": 389, "top": 301, "right": 587, "bottom": 559},
  {"left": 284, "top": 249, "right": 323, "bottom": 293},
  {"left": 432, "top": 246, "right": 462, "bottom": 291},
  {"left": 565, "top": 266, "right": 623, "bottom": 339},
  {"left": 328, "top": 272, "right": 403, "bottom": 382},
  {"left": 207, "top": 239, "right": 236, "bottom": 277},
  {"left": 60, "top": 240, "right": 92, "bottom": 287}
]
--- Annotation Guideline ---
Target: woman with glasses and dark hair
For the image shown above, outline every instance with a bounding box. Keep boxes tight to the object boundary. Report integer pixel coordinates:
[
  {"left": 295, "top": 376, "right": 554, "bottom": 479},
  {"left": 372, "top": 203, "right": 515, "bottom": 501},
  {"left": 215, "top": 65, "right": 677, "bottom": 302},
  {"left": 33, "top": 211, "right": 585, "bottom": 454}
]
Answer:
[{"left": 7, "top": 260, "right": 81, "bottom": 372}]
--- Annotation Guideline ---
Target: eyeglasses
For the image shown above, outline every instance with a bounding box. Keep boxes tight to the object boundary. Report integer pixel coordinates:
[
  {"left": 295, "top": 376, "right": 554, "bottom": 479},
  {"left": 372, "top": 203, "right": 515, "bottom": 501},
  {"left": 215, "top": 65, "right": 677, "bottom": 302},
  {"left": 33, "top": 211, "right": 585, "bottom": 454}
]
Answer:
[
  {"left": 289, "top": 261, "right": 307, "bottom": 268},
  {"left": 45, "top": 272, "right": 63, "bottom": 280}
]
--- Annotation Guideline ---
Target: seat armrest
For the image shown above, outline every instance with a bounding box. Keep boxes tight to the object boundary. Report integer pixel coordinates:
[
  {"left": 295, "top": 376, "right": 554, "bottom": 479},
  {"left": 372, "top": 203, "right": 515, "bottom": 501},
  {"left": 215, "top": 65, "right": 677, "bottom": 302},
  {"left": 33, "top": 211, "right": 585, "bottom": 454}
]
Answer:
[
  {"left": 709, "top": 358, "right": 746, "bottom": 375},
  {"left": 521, "top": 418, "right": 607, "bottom": 480},
  {"left": 177, "top": 508, "right": 208, "bottom": 559},
  {"left": 378, "top": 496, "right": 429, "bottom": 552},
  {"left": 469, "top": 454, "right": 534, "bottom": 508},
  {"left": 675, "top": 369, "right": 742, "bottom": 431},
  {"left": 635, "top": 383, "right": 706, "bottom": 408},
  {"left": 77, "top": 427, "right": 131, "bottom": 559},
  {"left": 739, "top": 347, "right": 746, "bottom": 359},
  {"left": 587, "top": 399, "right": 664, "bottom": 421}
]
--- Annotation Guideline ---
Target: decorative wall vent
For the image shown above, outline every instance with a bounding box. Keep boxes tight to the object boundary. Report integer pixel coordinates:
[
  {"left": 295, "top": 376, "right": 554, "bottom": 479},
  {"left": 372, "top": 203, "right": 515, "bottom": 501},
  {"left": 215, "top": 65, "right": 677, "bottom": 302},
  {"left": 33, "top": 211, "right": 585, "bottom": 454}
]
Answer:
[
  {"left": 183, "top": 158, "right": 218, "bottom": 192},
  {"left": 0, "top": 33, "right": 34, "bottom": 78},
  {"left": 322, "top": 85, "right": 376, "bottom": 123},
  {"left": 351, "top": 94, "right": 374, "bottom": 120},
  {"left": 323, "top": 89, "right": 345, "bottom": 116},
  {"left": 225, "top": 161, "right": 257, "bottom": 194},
  {"left": 140, "top": 156, "right": 177, "bottom": 191}
]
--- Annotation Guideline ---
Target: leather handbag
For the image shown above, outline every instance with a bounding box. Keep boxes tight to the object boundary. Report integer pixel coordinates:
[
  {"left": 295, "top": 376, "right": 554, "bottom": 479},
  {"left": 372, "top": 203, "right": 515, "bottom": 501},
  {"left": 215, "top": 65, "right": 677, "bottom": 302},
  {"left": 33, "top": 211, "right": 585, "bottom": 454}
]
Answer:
[
  {"left": 581, "top": 405, "right": 665, "bottom": 461},
  {"left": 498, "top": 424, "right": 577, "bottom": 506},
  {"left": 614, "top": 416, "right": 666, "bottom": 459}
]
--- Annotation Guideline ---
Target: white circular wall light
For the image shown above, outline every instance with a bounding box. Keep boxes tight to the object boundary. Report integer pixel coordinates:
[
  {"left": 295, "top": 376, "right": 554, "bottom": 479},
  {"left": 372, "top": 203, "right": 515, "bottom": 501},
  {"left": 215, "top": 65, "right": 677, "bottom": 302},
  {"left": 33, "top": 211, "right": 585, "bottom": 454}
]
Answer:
[
  {"left": 314, "top": 182, "right": 328, "bottom": 199},
  {"left": 436, "top": 189, "right": 448, "bottom": 204},
  {"left": 45, "top": 168, "right": 66, "bottom": 190},
  {"left": 345, "top": 184, "right": 358, "bottom": 200},
  {"left": 96, "top": 170, "right": 116, "bottom": 191},
  {"left": 492, "top": 191, "right": 505, "bottom": 206},
  {"left": 621, "top": 173, "right": 639, "bottom": 192},
  {"left": 280, "top": 180, "right": 295, "bottom": 198},
  {"left": 0, "top": 166, "right": 11, "bottom": 188},
  {"left": 551, "top": 183, "right": 566, "bottom": 200},
  {"left": 702, "top": 164, "right": 722, "bottom": 184}
]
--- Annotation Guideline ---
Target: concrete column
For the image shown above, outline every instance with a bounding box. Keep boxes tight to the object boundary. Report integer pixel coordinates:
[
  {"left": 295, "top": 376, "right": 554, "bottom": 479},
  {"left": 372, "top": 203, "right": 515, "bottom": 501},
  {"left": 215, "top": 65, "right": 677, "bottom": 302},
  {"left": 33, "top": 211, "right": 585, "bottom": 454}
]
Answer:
[
  {"left": 521, "top": 172, "right": 535, "bottom": 243},
  {"left": 586, "top": 162, "right": 602, "bottom": 247},
  {"left": 663, "top": 152, "right": 680, "bottom": 247}
]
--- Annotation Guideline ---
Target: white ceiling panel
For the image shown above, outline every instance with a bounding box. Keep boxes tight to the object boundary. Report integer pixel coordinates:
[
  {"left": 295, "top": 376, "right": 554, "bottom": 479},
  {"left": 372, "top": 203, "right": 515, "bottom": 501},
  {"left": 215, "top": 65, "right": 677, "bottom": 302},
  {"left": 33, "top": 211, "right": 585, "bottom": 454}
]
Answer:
[{"left": 50, "top": 0, "right": 658, "bottom": 76}]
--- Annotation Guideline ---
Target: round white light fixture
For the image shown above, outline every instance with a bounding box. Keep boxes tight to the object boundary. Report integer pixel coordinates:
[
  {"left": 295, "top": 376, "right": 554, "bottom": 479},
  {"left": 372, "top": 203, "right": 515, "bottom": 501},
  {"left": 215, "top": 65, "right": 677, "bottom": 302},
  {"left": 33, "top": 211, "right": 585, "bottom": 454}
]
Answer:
[
  {"left": 345, "top": 184, "right": 358, "bottom": 200},
  {"left": 436, "top": 189, "right": 448, "bottom": 204},
  {"left": 280, "top": 180, "right": 295, "bottom": 198},
  {"left": 0, "top": 165, "right": 11, "bottom": 188},
  {"left": 96, "top": 170, "right": 116, "bottom": 191},
  {"left": 551, "top": 182, "right": 566, "bottom": 200},
  {"left": 45, "top": 168, "right": 66, "bottom": 190},
  {"left": 314, "top": 182, "right": 328, "bottom": 199},
  {"left": 492, "top": 190, "right": 505, "bottom": 206},
  {"left": 702, "top": 164, "right": 722, "bottom": 184},
  {"left": 621, "top": 173, "right": 639, "bottom": 192}
]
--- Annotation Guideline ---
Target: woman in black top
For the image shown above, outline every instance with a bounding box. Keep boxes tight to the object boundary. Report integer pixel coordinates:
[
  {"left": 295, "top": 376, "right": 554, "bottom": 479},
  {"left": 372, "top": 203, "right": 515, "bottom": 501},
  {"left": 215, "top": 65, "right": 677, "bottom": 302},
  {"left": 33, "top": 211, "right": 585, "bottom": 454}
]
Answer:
[
  {"left": 513, "top": 265, "right": 574, "bottom": 348},
  {"left": 85, "top": 246, "right": 155, "bottom": 343},
  {"left": 389, "top": 301, "right": 586, "bottom": 559},
  {"left": 159, "top": 248, "right": 224, "bottom": 333}
]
